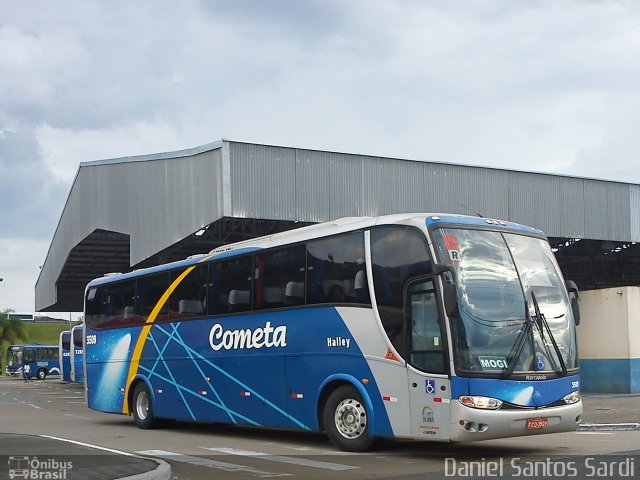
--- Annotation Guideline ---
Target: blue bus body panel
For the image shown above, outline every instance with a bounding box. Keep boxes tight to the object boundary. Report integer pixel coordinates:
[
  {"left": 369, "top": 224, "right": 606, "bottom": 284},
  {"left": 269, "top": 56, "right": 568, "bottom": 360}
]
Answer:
[
  {"left": 450, "top": 375, "right": 580, "bottom": 407},
  {"left": 62, "top": 351, "right": 72, "bottom": 382},
  {"left": 86, "top": 307, "right": 393, "bottom": 436},
  {"left": 60, "top": 332, "right": 72, "bottom": 382},
  {"left": 73, "top": 347, "right": 84, "bottom": 384}
]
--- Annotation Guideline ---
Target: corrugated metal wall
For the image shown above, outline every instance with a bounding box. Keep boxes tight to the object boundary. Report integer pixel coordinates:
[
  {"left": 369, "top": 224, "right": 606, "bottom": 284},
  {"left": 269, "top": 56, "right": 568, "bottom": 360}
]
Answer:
[
  {"left": 36, "top": 139, "right": 639, "bottom": 311},
  {"left": 632, "top": 185, "right": 640, "bottom": 242},
  {"left": 229, "top": 141, "right": 637, "bottom": 242},
  {"left": 36, "top": 148, "right": 223, "bottom": 311}
]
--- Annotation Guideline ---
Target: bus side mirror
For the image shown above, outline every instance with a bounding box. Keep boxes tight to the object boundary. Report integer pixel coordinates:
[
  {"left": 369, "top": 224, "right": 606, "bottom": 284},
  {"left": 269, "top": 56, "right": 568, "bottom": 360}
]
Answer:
[
  {"left": 566, "top": 280, "right": 580, "bottom": 326},
  {"left": 433, "top": 264, "right": 459, "bottom": 318}
]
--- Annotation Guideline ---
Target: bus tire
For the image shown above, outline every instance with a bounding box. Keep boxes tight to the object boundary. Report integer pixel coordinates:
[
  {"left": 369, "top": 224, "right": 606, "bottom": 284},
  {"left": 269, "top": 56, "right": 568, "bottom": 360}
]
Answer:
[
  {"left": 131, "top": 383, "right": 158, "bottom": 429},
  {"left": 36, "top": 369, "right": 47, "bottom": 380},
  {"left": 323, "top": 384, "right": 375, "bottom": 452}
]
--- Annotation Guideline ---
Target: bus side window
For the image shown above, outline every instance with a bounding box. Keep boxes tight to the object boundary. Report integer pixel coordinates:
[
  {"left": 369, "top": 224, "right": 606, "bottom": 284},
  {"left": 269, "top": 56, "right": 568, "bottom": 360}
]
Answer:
[
  {"left": 255, "top": 245, "right": 306, "bottom": 310},
  {"left": 136, "top": 274, "right": 169, "bottom": 323},
  {"left": 209, "top": 256, "right": 253, "bottom": 314},
  {"left": 306, "top": 232, "right": 368, "bottom": 305},
  {"left": 407, "top": 279, "right": 446, "bottom": 374},
  {"left": 169, "top": 264, "right": 208, "bottom": 321},
  {"left": 91, "top": 280, "right": 137, "bottom": 328},
  {"left": 371, "top": 227, "right": 433, "bottom": 361}
]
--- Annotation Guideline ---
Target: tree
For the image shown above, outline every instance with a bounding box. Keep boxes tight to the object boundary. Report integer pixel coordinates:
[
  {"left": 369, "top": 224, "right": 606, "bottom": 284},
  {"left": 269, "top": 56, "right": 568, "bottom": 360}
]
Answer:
[
  {"left": 1, "top": 310, "right": 30, "bottom": 373},
  {"left": 0, "top": 310, "right": 29, "bottom": 344}
]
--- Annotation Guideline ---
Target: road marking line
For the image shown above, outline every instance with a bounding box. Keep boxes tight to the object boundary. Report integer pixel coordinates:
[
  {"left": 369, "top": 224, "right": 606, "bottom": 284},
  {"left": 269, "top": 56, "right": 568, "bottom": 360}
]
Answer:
[
  {"left": 27, "top": 404, "right": 42, "bottom": 409},
  {"left": 575, "top": 432, "right": 613, "bottom": 435},
  {"left": 203, "top": 447, "right": 358, "bottom": 471},
  {"left": 66, "top": 401, "right": 86, "bottom": 404},
  {"left": 137, "top": 450, "right": 289, "bottom": 477},
  {"left": 40, "top": 435, "right": 138, "bottom": 457},
  {"left": 58, "top": 396, "right": 85, "bottom": 399}
]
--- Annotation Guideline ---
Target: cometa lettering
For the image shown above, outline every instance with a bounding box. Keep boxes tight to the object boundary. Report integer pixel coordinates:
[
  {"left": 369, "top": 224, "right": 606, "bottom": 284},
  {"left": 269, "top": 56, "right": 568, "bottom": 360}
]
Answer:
[{"left": 209, "top": 322, "right": 287, "bottom": 351}]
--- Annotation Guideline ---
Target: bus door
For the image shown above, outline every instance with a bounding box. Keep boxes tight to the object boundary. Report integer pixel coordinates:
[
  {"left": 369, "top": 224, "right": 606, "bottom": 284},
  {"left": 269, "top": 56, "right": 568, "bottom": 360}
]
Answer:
[{"left": 405, "top": 277, "right": 451, "bottom": 440}]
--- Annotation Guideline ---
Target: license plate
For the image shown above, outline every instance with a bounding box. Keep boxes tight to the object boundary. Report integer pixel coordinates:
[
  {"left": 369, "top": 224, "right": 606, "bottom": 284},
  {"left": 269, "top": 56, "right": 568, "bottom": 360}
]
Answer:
[{"left": 527, "top": 417, "right": 549, "bottom": 429}]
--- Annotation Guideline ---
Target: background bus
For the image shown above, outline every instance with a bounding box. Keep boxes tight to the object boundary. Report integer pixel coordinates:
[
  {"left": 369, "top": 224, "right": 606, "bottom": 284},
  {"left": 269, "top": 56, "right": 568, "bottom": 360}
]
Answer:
[
  {"left": 83, "top": 214, "right": 581, "bottom": 451},
  {"left": 69, "top": 325, "right": 84, "bottom": 384},
  {"left": 59, "top": 330, "right": 72, "bottom": 382},
  {"left": 5, "top": 344, "right": 60, "bottom": 380}
]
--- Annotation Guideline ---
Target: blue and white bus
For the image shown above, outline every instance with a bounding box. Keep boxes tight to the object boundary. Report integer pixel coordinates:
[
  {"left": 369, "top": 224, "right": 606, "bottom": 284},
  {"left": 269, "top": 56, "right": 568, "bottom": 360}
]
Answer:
[
  {"left": 59, "top": 330, "right": 72, "bottom": 382},
  {"left": 70, "top": 325, "right": 84, "bottom": 384},
  {"left": 84, "top": 214, "right": 582, "bottom": 451},
  {"left": 5, "top": 344, "right": 61, "bottom": 380}
]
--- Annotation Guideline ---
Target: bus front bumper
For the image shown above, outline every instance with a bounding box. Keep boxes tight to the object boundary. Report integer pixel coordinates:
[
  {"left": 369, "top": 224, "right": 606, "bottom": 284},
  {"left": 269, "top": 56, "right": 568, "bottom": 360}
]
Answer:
[{"left": 449, "top": 400, "right": 583, "bottom": 442}]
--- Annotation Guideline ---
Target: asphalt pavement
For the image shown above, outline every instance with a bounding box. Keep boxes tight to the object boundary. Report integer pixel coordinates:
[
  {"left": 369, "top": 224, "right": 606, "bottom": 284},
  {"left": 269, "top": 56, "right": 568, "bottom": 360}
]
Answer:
[
  {"left": 0, "top": 433, "right": 169, "bottom": 480},
  {"left": 1, "top": 378, "right": 638, "bottom": 480},
  {"left": 580, "top": 393, "right": 640, "bottom": 426}
]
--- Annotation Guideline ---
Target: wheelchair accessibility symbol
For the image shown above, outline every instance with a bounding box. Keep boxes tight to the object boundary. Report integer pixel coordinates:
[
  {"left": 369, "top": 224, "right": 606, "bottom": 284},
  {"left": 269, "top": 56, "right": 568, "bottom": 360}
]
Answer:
[
  {"left": 425, "top": 380, "right": 436, "bottom": 394},
  {"left": 535, "top": 355, "right": 545, "bottom": 371}
]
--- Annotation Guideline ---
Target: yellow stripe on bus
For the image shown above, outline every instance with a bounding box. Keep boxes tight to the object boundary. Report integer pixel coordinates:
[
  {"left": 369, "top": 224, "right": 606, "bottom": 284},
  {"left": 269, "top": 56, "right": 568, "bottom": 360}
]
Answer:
[{"left": 122, "top": 266, "right": 196, "bottom": 414}]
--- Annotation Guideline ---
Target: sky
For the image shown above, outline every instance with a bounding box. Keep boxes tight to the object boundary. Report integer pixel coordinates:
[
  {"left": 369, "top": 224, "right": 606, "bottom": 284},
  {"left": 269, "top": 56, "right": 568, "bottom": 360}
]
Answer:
[{"left": 1, "top": 0, "right": 640, "bottom": 314}]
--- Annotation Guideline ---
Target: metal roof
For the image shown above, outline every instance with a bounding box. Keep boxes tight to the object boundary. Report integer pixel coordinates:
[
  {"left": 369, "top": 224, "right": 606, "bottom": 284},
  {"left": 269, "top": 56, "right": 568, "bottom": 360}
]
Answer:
[{"left": 36, "top": 139, "right": 640, "bottom": 312}]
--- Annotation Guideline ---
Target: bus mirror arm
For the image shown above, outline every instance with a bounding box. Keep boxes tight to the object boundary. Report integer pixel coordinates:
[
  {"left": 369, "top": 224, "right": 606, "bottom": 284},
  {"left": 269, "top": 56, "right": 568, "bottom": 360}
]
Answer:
[
  {"left": 566, "top": 280, "right": 580, "bottom": 326},
  {"left": 442, "top": 283, "right": 459, "bottom": 318},
  {"left": 433, "top": 264, "right": 459, "bottom": 318}
]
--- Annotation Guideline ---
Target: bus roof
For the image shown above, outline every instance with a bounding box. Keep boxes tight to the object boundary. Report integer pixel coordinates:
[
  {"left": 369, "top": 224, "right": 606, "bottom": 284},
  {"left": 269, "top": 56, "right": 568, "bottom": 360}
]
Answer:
[{"left": 86, "top": 213, "right": 545, "bottom": 288}]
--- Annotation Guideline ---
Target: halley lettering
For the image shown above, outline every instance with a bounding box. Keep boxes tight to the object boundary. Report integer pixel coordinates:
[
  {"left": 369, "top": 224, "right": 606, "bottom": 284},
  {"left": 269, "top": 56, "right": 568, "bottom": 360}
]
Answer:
[
  {"left": 209, "top": 322, "right": 287, "bottom": 351},
  {"left": 326, "top": 337, "right": 351, "bottom": 348}
]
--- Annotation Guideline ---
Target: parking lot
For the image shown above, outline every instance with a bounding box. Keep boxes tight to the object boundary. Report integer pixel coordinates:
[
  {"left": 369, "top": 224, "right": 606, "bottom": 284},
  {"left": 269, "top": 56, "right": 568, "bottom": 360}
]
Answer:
[{"left": 1, "top": 376, "right": 638, "bottom": 480}]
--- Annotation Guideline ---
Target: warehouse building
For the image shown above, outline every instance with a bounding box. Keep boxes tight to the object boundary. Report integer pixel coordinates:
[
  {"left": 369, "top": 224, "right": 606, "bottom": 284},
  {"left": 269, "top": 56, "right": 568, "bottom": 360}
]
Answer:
[{"left": 35, "top": 139, "right": 640, "bottom": 392}]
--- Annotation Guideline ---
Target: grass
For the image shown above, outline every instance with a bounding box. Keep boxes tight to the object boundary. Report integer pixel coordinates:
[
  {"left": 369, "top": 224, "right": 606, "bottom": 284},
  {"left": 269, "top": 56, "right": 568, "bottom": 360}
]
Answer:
[{"left": 1, "top": 322, "right": 80, "bottom": 374}]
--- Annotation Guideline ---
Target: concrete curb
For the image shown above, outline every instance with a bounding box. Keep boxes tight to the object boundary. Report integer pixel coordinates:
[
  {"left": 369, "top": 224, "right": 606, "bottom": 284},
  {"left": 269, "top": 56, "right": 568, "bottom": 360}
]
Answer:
[
  {"left": 37, "top": 435, "right": 172, "bottom": 480},
  {"left": 578, "top": 423, "right": 640, "bottom": 431},
  {"left": 119, "top": 459, "right": 171, "bottom": 480}
]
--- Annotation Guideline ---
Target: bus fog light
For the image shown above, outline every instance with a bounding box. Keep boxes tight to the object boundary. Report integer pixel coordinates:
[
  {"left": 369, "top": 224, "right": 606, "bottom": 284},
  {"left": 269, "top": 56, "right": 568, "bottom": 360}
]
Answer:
[
  {"left": 563, "top": 391, "right": 580, "bottom": 405},
  {"left": 458, "top": 395, "right": 503, "bottom": 410}
]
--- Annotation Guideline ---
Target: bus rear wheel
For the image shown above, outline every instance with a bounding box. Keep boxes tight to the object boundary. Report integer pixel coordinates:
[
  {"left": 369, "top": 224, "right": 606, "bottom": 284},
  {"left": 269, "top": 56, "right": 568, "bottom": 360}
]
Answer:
[
  {"left": 323, "top": 385, "right": 375, "bottom": 452},
  {"left": 36, "top": 369, "right": 47, "bottom": 380},
  {"left": 131, "top": 383, "right": 158, "bottom": 429}
]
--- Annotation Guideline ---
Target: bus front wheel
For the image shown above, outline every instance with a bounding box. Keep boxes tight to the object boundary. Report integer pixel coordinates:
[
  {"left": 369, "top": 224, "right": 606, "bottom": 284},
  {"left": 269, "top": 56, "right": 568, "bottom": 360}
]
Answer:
[
  {"left": 323, "top": 385, "right": 375, "bottom": 452},
  {"left": 131, "top": 383, "right": 158, "bottom": 429},
  {"left": 36, "top": 369, "right": 47, "bottom": 380}
]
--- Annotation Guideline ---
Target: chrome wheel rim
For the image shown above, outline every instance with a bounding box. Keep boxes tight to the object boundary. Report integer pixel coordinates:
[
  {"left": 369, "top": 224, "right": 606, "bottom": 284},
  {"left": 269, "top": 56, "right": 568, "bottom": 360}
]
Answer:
[
  {"left": 136, "top": 390, "right": 149, "bottom": 420},
  {"left": 334, "top": 398, "right": 367, "bottom": 439}
]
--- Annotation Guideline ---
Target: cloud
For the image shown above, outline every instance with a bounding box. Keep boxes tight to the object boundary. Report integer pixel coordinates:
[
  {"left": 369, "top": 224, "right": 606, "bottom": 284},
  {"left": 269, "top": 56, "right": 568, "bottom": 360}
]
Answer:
[{"left": 1, "top": 0, "right": 640, "bottom": 311}]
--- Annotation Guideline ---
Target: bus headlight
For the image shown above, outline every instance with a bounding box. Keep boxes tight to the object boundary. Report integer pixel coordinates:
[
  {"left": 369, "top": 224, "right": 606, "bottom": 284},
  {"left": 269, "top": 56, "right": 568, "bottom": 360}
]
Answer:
[
  {"left": 458, "top": 395, "right": 503, "bottom": 410},
  {"left": 563, "top": 391, "right": 581, "bottom": 405}
]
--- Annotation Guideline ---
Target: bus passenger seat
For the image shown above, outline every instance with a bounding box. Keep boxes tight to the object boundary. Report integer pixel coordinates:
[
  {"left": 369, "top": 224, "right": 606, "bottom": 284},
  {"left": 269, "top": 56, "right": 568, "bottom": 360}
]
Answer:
[
  {"left": 264, "top": 286, "right": 285, "bottom": 306},
  {"left": 343, "top": 278, "right": 355, "bottom": 298},
  {"left": 123, "top": 306, "right": 135, "bottom": 318},
  {"left": 179, "top": 299, "right": 204, "bottom": 314},
  {"left": 354, "top": 270, "right": 369, "bottom": 302},
  {"left": 285, "top": 281, "right": 304, "bottom": 305},
  {"left": 229, "top": 290, "right": 250, "bottom": 311}
]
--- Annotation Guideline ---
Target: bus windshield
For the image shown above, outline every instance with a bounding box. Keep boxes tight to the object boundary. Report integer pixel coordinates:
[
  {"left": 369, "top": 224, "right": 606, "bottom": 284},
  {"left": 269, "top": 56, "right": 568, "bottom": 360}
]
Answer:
[
  {"left": 432, "top": 228, "right": 578, "bottom": 376},
  {"left": 6, "top": 347, "right": 22, "bottom": 367}
]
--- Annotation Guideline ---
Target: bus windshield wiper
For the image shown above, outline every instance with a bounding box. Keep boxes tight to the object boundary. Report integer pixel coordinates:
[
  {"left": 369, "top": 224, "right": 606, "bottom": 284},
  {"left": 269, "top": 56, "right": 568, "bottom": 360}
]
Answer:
[
  {"left": 530, "top": 291, "right": 567, "bottom": 376},
  {"left": 502, "top": 300, "right": 534, "bottom": 378}
]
